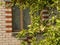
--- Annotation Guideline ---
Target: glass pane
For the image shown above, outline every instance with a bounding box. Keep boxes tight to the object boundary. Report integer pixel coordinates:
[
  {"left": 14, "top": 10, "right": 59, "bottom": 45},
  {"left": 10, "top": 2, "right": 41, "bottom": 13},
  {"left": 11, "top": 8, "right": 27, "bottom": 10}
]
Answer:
[
  {"left": 12, "top": 6, "right": 20, "bottom": 32},
  {"left": 23, "top": 8, "right": 31, "bottom": 29}
]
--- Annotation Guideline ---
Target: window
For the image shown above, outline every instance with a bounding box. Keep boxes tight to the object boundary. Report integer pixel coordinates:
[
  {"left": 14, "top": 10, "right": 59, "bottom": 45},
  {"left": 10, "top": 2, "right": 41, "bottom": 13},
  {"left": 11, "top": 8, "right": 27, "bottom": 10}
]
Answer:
[
  {"left": 12, "top": 5, "right": 20, "bottom": 32},
  {"left": 12, "top": 5, "right": 40, "bottom": 32},
  {"left": 23, "top": 8, "right": 31, "bottom": 29},
  {"left": 12, "top": 6, "right": 31, "bottom": 32}
]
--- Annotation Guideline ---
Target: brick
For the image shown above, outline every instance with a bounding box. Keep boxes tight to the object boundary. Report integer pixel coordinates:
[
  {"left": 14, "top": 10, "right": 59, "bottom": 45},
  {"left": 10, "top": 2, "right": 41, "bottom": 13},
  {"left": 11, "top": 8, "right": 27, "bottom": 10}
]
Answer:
[
  {"left": 0, "top": 23, "right": 12, "bottom": 26},
  {"left": 6, "top": 30, "right": 12, "bottom": 33},
  {"left": 0, "top": 18, "right": 12, "bottom": 21},
  {"left": 0, "top": 25, "right": 5, "bottom": 27},
  {"left": 0, "top": 18, "right": 6, "bottom": 20},
  {"left": 0, "top": 30, "right": 5, "bottom": 32},
  {"left": 0, "top": 1, "right": 21, "bottom": 45},
  {"left": 6, "top": 16, "right": 12, "bottom": 18},
  {"left": 0, "top": 16, "right": 5, "bottom": 18},
  {"left": 5, "top": 11, "right": 12, "bottom": 14},
  {"left": 6, "top": 25, "right": 12, "bottom": 28},
  {"left": 2, "top": 23, "right": 12, "bottom": 26},
  {"left": 5, "top": 13, "right": 12, "bottom": 16},
  {"left": 2, "top": 28, "right": 12, "bottom": 30},
  {"left": 5, "top": 9, "right": 11, "bottom": 11},
  {"left": 6, "top": 20, "right": 12, "bottom": 23}
]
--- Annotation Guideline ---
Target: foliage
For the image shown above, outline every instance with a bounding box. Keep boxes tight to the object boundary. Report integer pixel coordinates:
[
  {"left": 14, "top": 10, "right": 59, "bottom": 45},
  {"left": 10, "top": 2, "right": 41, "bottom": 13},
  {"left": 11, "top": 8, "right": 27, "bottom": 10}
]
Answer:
[
  {"left": 11, "top": 0, "right": 60, "bottom": 45},
  {"left": 17, "top": 15, "right": 40, "bottom": 38},
  {"left": 16, "top": 16, "right": 60, "bottom": 45},
  {"left": 39, "top": 18, "right": 60, "bottom": 45}
]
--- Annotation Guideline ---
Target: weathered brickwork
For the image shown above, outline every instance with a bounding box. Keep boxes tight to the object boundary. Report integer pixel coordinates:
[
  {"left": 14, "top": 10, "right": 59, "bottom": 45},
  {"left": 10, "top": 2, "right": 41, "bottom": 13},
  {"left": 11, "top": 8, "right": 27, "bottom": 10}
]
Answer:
[
  {"left": 0, "top": 0, "right": 12, "bottom": 32},
  {"left": 0, "top": 0, "right": 20, "bottom": 45},
  {"left": 0, "top": 32, "right": 20, "bottom": 45},
  {"left": 0, "top": 0, "right": 5, "bottom": 31}
]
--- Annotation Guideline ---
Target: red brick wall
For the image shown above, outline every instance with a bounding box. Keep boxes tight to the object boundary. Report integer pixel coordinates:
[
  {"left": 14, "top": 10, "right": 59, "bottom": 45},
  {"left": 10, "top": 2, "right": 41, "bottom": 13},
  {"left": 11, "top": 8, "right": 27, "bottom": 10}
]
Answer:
[
  {"left": 5, "top": 2, "right": 12, "bottom": 33},
  {"left": 0, "top": 1, "right": 12, "bottom": 33}
]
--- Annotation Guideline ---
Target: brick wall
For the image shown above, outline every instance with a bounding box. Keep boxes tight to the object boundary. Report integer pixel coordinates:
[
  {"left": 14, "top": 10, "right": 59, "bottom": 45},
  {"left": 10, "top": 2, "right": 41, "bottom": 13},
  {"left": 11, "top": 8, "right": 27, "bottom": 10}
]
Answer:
[
  {"left": 0, "top": 0, "right": 12, "bottom": 33},
  {"left": 5, "top": 1, "right": 12, "bottom": 32},
  {"left": 0, "top": 0, "right": 21, "bottom": 45},
  {"left": 0, "top": 0, "right": 5, "bottom": 32}
]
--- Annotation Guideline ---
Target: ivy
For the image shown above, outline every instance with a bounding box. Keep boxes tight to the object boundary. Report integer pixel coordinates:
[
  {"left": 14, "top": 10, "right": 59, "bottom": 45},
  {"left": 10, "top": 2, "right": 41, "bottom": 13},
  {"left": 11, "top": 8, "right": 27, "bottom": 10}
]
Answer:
[{"left": 11, "top": 0, "right": 60, "bottom": 45}]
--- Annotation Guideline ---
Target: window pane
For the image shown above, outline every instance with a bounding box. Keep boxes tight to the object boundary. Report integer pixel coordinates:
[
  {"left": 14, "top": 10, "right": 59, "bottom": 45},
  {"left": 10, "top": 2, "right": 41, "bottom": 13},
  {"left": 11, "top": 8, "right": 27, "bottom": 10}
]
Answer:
[
  {"left": 12, "top": 6, "right": 20, "bottom": 32},
  {"left": 23, "top": 8, "right": 31, "bottom": 29}
]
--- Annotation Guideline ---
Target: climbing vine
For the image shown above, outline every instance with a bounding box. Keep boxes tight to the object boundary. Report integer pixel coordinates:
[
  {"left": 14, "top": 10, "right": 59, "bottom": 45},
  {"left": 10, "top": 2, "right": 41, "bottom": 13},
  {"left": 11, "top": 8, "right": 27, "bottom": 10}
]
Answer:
[{"left": 11, "top": 0, "right": 60, "bottom": 45}]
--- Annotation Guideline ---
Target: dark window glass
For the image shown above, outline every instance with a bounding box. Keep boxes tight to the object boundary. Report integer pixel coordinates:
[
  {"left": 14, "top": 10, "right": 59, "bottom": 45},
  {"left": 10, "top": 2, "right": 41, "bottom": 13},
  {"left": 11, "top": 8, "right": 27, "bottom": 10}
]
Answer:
[
  {"left": 12, "top": 5, "right": 20, "bottom": 32},
  {"left": 23, "top": 8, "right": 31, "bottom": 29}
]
